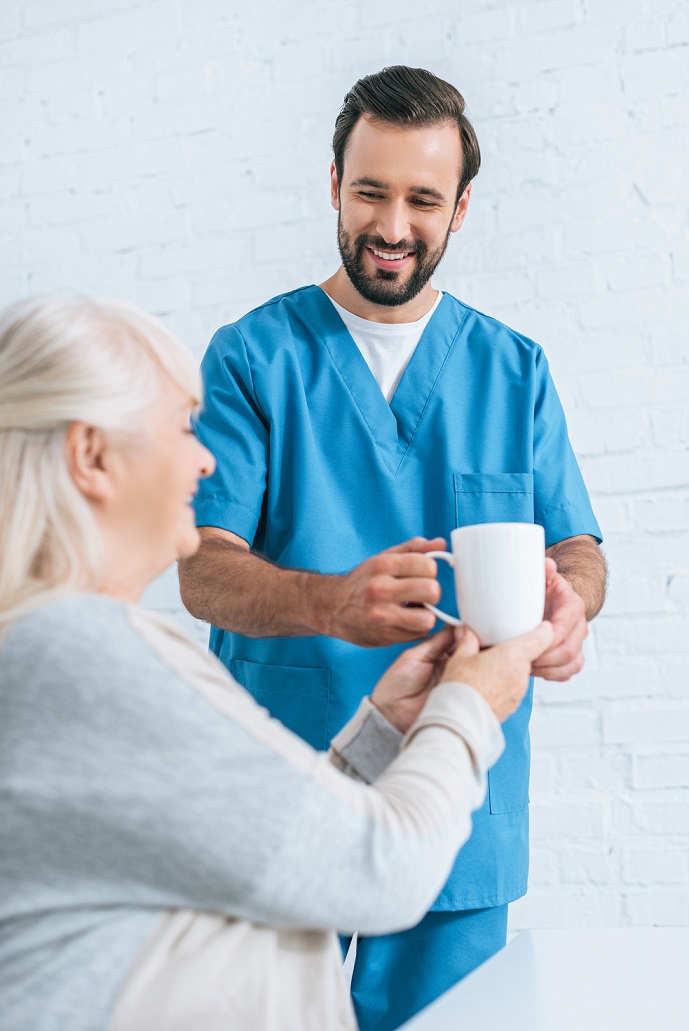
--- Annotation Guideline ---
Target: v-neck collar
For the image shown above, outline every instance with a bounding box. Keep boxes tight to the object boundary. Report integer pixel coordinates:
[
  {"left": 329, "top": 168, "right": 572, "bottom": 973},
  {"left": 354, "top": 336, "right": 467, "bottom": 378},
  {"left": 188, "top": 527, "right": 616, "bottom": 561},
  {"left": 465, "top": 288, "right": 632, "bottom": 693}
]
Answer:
[{"left": 303, "top": 285, "right": 468, "bottom": 475}]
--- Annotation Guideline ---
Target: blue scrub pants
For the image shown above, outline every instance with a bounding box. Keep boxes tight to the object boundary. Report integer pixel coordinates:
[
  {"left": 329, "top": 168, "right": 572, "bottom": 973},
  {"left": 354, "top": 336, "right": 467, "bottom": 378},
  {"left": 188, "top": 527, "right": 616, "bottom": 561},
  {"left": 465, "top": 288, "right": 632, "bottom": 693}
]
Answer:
[{"left": 343, "top": 904, "right": 508, "bottom": 1031}]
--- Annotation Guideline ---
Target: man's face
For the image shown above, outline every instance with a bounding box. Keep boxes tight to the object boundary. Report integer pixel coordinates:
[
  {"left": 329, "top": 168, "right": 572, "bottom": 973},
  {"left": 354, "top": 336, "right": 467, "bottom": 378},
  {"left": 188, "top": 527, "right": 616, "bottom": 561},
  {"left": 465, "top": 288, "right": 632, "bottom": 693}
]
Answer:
[{"left": 331, "top": 116, "right": 470, "bottom": 307}]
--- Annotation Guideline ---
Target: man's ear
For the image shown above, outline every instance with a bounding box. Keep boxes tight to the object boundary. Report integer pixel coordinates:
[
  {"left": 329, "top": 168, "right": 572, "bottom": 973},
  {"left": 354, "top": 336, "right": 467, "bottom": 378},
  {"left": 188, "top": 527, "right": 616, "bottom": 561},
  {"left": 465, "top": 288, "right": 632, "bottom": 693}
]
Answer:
[
  {"left": 65, "top": 422, "right": 114, "bottom": 503},
  {"left": 330, "top": 160, "right": 340, "bottom": 211},
  {"left": 450, "top": 182, "right": 472, "bottom": 234}
]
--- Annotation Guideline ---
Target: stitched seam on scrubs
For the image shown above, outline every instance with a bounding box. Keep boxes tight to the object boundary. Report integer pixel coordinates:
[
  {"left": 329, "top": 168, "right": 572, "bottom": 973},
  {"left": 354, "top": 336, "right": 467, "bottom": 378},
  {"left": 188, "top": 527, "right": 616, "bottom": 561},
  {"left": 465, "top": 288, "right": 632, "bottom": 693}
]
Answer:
[
  {"left": 317, "top": 333, "right": 390, "bottom": 454},
  {"left": 197, "top": 494, "right": 260, "bottom": 516},
  {"left": 537, "top": 500, "right": 584, "bottom": 515},
  {"left": 434, "top": 890, "right": 522, "bottom": 908},
  {"left": 397, "top": 305, "right": 471, "bottom": 468},
  {"left": 236, "top": 328, "right": 269, "bottom": 424}
]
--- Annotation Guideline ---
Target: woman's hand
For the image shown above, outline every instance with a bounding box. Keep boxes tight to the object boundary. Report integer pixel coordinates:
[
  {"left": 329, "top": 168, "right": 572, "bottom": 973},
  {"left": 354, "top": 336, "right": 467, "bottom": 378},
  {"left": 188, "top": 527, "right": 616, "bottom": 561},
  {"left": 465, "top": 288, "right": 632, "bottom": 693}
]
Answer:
[
  {"left": 371, "top": 626, "right": 456, "bottom": 733},
  {"left": 440, "top": 621, "right": 555, "bottom": 722}
]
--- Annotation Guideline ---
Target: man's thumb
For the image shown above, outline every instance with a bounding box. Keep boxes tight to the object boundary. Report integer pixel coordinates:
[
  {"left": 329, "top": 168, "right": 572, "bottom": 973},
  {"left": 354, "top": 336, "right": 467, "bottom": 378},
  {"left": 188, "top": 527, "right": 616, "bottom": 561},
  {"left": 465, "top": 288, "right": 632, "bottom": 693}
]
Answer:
[{"left": 518, "top": 620, "right": 554, "bottom": 661}]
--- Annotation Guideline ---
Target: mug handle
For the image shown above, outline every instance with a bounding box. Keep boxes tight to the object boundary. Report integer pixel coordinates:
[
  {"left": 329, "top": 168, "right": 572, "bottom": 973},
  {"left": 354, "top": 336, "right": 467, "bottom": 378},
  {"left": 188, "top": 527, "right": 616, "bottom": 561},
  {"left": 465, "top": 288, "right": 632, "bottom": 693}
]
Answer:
[{"left": 423, "top": 551, "right": 463, "bottom": 627}]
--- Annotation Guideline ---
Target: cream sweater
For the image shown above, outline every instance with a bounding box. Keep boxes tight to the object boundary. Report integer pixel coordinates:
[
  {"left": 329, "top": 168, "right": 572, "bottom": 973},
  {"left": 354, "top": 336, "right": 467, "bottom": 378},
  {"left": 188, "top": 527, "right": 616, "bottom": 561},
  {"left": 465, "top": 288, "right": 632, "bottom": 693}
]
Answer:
[{"left": 0, "top": 594, "right": 503, "bottom": 1031}]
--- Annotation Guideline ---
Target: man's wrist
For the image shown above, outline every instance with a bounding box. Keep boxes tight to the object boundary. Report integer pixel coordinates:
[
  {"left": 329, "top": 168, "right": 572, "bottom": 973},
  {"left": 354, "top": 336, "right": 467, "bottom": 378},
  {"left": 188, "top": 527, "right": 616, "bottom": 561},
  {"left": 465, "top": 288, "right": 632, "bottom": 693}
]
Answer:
[{"left": 298, "top": 570, "right": 340, "bottom": 637}]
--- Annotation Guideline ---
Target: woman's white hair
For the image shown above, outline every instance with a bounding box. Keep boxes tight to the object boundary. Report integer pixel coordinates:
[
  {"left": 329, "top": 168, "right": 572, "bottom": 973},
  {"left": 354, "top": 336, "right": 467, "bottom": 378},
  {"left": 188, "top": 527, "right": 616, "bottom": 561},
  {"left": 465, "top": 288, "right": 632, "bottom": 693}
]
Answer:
[{"left": 0, "top": 295, "right": 201, "bottom": 631}]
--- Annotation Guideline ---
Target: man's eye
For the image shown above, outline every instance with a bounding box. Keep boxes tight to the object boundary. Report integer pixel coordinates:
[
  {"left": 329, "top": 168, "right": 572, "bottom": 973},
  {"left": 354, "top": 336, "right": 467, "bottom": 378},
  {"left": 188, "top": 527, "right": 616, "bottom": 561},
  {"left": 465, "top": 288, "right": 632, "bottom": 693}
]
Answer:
[
  {"left": 359, "top": 191, "right": 382, "bottom": 199},
  {"left": 412, "top": 198, "right": 435, "bottom": 207}
]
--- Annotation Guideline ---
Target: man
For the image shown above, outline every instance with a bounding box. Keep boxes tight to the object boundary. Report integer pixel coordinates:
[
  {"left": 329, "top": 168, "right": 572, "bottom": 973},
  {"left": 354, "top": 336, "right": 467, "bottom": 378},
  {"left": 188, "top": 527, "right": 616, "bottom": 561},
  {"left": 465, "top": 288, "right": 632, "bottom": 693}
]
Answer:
[{"left": 180, "top": 66, "right": 607, "bottom": 1031}]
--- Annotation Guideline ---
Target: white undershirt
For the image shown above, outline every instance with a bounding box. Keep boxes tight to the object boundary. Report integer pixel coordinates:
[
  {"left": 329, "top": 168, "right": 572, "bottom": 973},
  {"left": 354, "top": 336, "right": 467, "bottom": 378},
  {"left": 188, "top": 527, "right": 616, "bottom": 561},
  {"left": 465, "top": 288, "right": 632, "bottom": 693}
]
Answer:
[{"left": 328, "top": 292, "right": 443, "bottom": 402}]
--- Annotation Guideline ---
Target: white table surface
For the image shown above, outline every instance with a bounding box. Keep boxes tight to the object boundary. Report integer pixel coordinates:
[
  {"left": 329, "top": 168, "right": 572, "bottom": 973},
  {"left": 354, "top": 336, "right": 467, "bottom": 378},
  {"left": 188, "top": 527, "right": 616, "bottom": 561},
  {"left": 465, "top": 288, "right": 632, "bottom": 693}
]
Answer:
[{"left": 401, "top": 927, "right": 689, "bottom": 1030}]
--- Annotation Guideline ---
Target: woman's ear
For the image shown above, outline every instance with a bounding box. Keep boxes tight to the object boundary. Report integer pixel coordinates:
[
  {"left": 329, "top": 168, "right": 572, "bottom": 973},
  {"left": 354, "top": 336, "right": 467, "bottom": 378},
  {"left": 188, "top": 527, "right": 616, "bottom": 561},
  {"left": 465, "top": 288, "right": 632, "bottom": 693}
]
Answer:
[{"left": 65, "top": 422, "right": 114, "bottom": 503}]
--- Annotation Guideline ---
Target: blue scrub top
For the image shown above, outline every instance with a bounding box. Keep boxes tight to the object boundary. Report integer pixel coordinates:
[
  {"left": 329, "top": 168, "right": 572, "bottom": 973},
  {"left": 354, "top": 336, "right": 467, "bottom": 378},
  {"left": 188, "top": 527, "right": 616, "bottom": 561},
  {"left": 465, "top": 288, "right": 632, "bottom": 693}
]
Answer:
[{"left": 193, "top": 285, "right": 602, "bottom": 910}]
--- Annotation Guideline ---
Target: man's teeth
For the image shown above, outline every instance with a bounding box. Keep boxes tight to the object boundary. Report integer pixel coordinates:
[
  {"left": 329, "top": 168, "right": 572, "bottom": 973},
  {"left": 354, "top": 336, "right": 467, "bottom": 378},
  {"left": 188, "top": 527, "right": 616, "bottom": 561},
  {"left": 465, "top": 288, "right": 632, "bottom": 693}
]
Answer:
[{"left": 372, "top": 249, "right": 410, "bottom": 260}]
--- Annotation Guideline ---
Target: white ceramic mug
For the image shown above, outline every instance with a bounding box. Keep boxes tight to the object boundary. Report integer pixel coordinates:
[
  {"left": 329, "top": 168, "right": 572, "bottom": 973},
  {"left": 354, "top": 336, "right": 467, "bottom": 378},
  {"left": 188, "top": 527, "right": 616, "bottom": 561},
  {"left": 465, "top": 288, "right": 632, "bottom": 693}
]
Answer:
[{"left": 424, "top": 522, "right": 546, "bottom": 646}]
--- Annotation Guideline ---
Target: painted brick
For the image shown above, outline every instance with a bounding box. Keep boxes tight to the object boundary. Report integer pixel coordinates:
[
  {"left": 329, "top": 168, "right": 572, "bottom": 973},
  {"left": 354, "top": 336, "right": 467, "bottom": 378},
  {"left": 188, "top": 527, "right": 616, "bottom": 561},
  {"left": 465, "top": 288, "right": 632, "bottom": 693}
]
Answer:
[
  {"left": 509, "top": 889, "right": 621, "bottom": 931},
  {"left": 632, "top": 753, "right": 689, "bottom": 790},
  {"left": 622, "top": 891, "right": 689, "bottom": 925},
  {"left": 518, "top": 0, "right": 584, "bottom": 35},
  {"left": 530, "top": 799, "right": 607, "bottom": 840},
  {"left": 493, "top": 25, "right": 611, "bottom": 80},
  {"left": 622, "top": 18, "right": 669, "bottom": 52},
  {"left": 598, "top": 252, "right": 672, "bottom": 292},
  {"left": 596, "top": 615, "right": 689, "bottom": 659},
  {"left": 622, "top": 849, "right": 689, "bottom": 885},
  {"left": 566, "top": 408, "right": 650, "bottom": 457},
  {"left": 530, "top": 707, "right": 600, "bottom": 749},
  {"left": 668, "top": 575, "right": 689, "bottom": 610},
  {"left": 613, "top": 798, "right": 689, "bottom": 836},
  {"left": 604, "top": 572, "right": 674, "bottom": 617},
  {"left": 21, "top": 0, "right": 132, "bottom": 30},
  {"left": 0, "top": 27, "right": 75, "bottom": 68},
  {"left": 528, "top": 848, "right": 562, "bottom": 887},
  {"left": 582, "top": 449, "right": 689, "bottom": 493},
  {"left": 630, "top": 496, "right": 689, "bottom": 534},
  {"left": 560, "top": 848, "right": 618, "bottom": 886},
  {"left": 0, "top": 3, "right": 20, "bottom": 40},
  {"left": 649, "top": 409, "right": 689, "bottom": 448},
  {"left": 619, "top": 46, "right": 689, "bottom": 100},
  {"left": 555, "top": 751, "right": 632, "bottom": 793},
  {"left": 666, "top": 8, "right": 689, "bottom": 44}
]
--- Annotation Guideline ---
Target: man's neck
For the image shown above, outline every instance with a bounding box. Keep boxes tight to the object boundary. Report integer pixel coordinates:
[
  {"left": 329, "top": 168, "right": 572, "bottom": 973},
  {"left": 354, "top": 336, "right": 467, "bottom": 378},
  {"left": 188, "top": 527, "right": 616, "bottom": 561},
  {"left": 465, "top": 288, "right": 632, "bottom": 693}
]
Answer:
[{"left": 319, "top": 267, "right": 438, "bottom": 324}]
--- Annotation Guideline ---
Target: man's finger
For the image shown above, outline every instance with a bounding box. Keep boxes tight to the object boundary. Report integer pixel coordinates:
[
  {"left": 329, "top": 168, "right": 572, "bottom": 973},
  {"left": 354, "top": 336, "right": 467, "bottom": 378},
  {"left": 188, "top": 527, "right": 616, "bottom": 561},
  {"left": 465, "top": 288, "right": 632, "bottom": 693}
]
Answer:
[
  {"left": 385, "top": 536, "right": 446, "bottom": 555},
  {"left": 384, "top": 577, "right": 441, "bottom": 605},
  {"left": 390, "top": 607, "right": 439, "bottom": 637},
  {"left": 533, "top": 634, "right": 586, "bottom": 669},
  {"left": 384, "top": 553, "right": 440, "bottom": 579},
  {"left": 532, "top": 654, "right": 585, "bottom": 681}
]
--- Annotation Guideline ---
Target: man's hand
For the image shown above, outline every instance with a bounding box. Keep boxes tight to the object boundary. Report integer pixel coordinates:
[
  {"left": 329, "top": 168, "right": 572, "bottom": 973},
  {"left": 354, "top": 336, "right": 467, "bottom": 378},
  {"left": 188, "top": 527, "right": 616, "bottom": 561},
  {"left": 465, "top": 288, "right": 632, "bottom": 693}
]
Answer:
[
  {"left": 314, "top": 537, "right": 446, "bottom": 647},
  {"left": 530, "top": 557, "right": 588, "bottom": 681},
  {"left": 371, "top": 626, "right": 455, "bottom": 732}
]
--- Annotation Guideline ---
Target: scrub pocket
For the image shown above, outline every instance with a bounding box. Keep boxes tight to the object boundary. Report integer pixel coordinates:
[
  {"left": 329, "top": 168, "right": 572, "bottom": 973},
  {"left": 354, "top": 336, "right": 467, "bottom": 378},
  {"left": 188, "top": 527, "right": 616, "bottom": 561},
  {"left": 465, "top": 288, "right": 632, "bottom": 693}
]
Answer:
[
  {"left": 228, "top": 658, "right": 331, "bottom": 751},
  {"left": 454, "top": 472, "right": 535, "bottom": 526},
  {"left": 453, "top": 471, "right": 535, "bottom": 814}
]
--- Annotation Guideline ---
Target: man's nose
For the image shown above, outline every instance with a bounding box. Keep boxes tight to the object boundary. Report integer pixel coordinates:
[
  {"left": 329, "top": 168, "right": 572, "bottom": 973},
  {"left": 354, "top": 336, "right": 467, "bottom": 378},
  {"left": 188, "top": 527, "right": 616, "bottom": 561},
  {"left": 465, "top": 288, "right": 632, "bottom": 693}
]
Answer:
[{"left": 375, "top": 201, "right": 411, "bottom": 247}]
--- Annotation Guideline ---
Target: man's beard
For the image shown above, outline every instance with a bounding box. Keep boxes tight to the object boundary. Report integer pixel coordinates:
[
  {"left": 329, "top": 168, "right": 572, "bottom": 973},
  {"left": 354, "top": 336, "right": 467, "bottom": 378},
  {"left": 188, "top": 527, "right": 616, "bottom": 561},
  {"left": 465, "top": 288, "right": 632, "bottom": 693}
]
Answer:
[{"left": 337, "top": 213, "right": 452, "bottom": 308}]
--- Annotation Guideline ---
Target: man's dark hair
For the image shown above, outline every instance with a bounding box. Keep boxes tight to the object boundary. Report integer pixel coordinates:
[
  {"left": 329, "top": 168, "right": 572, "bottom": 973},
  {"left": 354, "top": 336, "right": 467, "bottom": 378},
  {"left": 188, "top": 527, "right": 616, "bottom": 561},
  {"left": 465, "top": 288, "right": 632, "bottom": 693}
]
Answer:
[{"left": 332, "top": 65, "right": 481, "bottom": 203}]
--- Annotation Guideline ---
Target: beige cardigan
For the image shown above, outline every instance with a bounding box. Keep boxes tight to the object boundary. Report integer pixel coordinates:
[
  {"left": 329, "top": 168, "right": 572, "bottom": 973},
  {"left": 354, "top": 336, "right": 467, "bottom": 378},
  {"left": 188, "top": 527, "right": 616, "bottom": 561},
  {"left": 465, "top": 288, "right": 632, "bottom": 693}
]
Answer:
[{"left": 0, "top": 595, "right": 503, "bottom": 1031}]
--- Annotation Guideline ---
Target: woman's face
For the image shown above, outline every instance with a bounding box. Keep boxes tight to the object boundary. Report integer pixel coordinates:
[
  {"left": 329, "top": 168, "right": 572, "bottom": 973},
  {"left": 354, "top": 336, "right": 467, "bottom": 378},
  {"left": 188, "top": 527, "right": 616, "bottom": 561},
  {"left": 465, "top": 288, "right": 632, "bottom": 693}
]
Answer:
[{"left": 108, "top": 378, "right": 215, "bottom": 584}]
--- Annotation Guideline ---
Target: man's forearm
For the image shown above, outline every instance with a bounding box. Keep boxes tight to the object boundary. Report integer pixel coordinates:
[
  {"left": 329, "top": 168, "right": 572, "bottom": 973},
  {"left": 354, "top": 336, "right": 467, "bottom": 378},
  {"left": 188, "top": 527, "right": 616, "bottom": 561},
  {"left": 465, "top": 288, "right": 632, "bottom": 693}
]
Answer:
[
  {"left": 545, "top": 535, "right": 607, "bottom": 620},
  {"left": 180, "top": 530, "right": 443, "bottom": 646},
  {"left": 179, "top": 537, "right": 330, "bottom": 638}
]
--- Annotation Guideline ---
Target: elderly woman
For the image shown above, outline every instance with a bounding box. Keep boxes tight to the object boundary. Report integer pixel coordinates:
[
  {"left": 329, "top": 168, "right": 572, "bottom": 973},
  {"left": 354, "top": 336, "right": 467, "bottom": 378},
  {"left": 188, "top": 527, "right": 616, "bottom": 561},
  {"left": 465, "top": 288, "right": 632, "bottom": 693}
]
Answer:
[{"left": 0, "top": 297, "right": 552, "bottom": 1031}]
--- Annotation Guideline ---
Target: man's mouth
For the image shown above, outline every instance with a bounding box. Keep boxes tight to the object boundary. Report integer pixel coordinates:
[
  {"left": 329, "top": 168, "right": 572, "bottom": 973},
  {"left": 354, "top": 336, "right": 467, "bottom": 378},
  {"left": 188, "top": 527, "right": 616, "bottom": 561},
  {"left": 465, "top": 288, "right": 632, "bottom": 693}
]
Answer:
[{"left": 366, "top": 246, "right": 416, "bottom": 271}]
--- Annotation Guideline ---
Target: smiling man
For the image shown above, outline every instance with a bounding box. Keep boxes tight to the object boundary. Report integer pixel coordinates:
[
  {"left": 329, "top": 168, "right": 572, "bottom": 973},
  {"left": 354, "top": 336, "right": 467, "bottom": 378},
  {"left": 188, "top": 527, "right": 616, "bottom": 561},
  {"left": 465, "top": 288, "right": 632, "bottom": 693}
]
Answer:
[{"left": 179, "top": 66, "right": 606, "bottom": 1030}]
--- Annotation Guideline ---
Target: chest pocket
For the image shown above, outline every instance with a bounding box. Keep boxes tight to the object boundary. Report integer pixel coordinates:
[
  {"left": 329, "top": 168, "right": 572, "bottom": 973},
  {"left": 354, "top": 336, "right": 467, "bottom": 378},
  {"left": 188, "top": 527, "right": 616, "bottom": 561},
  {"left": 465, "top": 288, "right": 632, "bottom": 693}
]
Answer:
[
  {"left": 454, "top": 472, "right": 534, "bottom": 527},
  {"left": 453, "top": 472, "right": 535, "bottom": 814}
]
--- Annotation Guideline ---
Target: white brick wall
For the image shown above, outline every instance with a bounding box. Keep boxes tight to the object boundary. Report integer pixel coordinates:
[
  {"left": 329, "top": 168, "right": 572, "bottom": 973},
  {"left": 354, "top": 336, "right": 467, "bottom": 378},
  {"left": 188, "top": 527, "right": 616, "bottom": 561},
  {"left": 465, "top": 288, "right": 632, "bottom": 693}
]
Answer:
[{"left": 2, "top": 0, "right": 687, "bottom": 933}]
